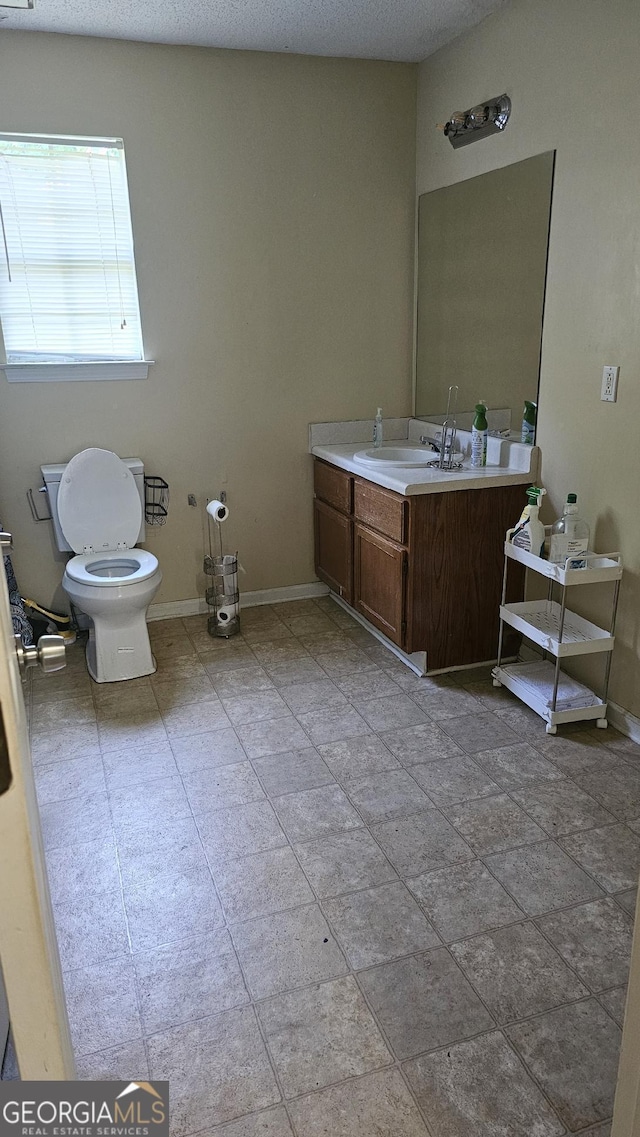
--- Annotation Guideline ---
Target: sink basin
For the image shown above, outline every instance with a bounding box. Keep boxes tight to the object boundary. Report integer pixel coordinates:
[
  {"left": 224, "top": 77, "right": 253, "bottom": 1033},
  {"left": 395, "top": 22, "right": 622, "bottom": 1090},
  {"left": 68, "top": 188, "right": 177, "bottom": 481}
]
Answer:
[
  {"left": 353, "top": 446, "right": 438, "bottom": 468},
  {"left": 354, "top": 446, "right": 466, "bottom": 469}
]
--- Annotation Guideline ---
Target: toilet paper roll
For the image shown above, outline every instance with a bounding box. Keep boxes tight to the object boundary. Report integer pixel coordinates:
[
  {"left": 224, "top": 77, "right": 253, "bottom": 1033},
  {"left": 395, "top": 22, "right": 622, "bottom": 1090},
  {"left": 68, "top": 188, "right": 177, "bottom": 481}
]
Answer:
[
  {"left": 216, "top": 603, "right": 238, "bottom": 625},
  {"left": 206, "top": 499, "right": 229, "bottom": 523}
]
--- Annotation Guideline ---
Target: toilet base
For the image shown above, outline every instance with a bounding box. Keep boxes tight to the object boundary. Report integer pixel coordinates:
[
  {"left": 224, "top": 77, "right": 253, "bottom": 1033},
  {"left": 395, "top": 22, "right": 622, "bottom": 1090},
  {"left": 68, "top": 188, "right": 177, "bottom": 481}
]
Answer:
[{"left": 85, "top": 612, "right": 158, "bottom": 683}]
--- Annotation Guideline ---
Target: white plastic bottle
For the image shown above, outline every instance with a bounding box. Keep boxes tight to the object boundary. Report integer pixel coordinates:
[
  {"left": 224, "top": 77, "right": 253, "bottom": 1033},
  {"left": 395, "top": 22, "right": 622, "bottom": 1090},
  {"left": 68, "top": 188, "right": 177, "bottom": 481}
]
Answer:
[
  {"left": 373, "top": 408, "right": 383, "bottom": 449},
  {"left": 471, "top": 403, "right": 488, "bottom": 468},
  {"left": 521, "top": 400, "right": 537, "bottom": 444},
  {"left": 511, "top": 486, "right": 547, "bottom": 557},
  {"left": 549, "top": 494, "right": 590, "bottom": 567}
]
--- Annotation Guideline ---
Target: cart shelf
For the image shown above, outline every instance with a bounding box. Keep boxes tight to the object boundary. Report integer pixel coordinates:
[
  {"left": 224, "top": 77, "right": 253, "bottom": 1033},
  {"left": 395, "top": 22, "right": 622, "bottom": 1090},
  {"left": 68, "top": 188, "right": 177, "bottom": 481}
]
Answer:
[
  {"left": 492, "top": 661, "right": 607, "bottom": 730},
  {"left": 499, "top": 600, "right": 614, "bottom": 658},
  {"left": 504, "top": 538, "right": 622, "bottom": 586}
]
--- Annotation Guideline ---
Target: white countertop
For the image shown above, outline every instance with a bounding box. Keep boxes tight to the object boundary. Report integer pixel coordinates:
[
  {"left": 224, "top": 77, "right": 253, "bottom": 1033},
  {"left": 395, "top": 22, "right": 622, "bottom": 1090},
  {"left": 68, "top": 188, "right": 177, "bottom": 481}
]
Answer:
[{"left": 310, "top": 420, "right": 540, "bottom": 496}]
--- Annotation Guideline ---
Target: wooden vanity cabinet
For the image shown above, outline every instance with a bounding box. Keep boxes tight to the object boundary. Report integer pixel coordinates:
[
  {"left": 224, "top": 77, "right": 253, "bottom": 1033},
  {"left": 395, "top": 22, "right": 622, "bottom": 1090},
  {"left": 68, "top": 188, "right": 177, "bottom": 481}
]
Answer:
[
  {"left": 404, "top": 488, "right": 524, "bottom": 667},
  {"left": 313, "top": 458, "right": 524, "bottom": 670}
]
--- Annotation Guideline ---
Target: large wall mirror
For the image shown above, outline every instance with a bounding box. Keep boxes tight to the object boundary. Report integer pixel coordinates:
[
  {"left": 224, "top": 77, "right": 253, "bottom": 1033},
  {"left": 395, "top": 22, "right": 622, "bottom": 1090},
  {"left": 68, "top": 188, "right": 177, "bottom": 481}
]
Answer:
[{"left": 415, "top": 151, "right": 555, "bottom": 434}]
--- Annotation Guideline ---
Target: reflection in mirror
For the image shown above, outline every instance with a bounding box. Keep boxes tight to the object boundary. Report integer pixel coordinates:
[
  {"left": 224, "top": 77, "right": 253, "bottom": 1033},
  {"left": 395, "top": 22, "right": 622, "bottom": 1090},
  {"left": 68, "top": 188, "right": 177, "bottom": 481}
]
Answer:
[{"left": 415, "top": 152, "right": 555, "bottom": 437}]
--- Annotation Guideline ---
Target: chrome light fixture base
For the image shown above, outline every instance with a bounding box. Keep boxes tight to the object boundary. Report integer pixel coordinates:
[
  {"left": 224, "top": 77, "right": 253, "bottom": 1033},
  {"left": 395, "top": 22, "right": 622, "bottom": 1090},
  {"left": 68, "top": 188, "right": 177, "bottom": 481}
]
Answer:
[{"left": 444, "top": 94, "right": 511, "bottom": 149}]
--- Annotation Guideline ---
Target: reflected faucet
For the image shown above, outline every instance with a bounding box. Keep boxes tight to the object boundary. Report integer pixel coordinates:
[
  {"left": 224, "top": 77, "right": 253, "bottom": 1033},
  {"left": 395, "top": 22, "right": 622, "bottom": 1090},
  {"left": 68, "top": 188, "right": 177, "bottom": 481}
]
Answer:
[{"left": 422, "top": 386, "right": 463, "bottom": 471}]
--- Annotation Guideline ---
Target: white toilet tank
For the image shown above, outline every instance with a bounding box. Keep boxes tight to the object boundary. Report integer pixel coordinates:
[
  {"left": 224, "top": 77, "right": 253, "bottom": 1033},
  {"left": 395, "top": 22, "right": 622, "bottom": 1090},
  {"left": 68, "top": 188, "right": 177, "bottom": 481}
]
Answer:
[{"left": 41, "top": 456, "right": 146, "bottom": 554}]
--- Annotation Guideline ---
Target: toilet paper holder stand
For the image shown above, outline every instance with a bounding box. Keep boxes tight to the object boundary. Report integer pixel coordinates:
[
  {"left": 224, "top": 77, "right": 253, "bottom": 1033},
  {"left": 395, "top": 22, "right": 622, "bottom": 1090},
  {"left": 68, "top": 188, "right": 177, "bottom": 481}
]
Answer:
[{"left": 203, "top": 553, "right": 240, "bottom": 638}]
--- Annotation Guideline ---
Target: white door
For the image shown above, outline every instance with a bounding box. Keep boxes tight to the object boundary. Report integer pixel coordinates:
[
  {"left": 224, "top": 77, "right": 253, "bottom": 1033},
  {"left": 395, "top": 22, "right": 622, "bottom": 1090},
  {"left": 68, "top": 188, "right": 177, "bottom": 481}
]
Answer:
[
  {"left": 0, "top": 971, "right": 9, "bottom": 1070},
  {"left": 0, "top": 533, "right": 74, "bottom": 1079},
  {"left": 612, "top": 887, "right": 640, "bottom": 1135}
]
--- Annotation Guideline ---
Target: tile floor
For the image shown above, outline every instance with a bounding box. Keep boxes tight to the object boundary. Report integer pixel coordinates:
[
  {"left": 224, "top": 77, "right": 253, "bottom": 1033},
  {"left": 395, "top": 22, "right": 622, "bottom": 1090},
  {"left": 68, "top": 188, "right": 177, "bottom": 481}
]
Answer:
[{"left": 26, "top": 595, "right": 640, "bottom": 1137}]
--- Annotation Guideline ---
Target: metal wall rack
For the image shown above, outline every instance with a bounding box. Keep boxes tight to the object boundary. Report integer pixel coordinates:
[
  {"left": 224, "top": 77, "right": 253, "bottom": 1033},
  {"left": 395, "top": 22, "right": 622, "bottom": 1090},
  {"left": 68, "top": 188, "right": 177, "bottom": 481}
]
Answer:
[{"left": 144, "top": 476, "right": 169, "bottom": 526}]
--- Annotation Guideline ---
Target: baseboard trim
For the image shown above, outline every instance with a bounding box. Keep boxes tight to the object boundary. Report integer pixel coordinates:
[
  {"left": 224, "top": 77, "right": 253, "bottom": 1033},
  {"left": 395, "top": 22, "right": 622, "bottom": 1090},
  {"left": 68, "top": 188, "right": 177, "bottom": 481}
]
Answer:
[
  {"left": 607, "top": 702, "right": 640, "bottom": 746},
  {"left": 239, "top": 582, "right": 330, "bottom": 608},
  {"left": 147, "top": 599, "right": 204, "bottom": 621},
  {"left": 147, "top": 581, "right": 329, "bottom": 622},
  {"left": 329, "top": 593, "right": 427, "bottom": 677}
]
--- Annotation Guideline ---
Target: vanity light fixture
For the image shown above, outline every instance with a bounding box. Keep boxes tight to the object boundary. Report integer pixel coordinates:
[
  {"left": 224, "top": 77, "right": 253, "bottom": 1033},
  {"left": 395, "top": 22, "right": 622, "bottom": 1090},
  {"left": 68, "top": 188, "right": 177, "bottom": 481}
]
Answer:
[{"left": 440, "top": 94, "right": 511, "bottom": 149}]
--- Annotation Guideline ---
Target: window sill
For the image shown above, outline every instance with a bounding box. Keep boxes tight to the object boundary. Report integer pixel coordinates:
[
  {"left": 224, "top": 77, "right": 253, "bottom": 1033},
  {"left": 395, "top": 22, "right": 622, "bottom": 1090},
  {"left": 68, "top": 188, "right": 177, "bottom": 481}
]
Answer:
[{"left": 1, "top": 360, "right": 154, "bottom": 383}]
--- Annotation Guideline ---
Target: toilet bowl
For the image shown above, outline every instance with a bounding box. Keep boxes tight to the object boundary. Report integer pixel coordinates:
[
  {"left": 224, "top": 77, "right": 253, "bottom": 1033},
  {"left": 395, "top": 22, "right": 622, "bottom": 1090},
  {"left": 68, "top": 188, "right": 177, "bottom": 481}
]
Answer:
[{"left": 50, "top": 448, "right": 162, "bottom": 683}]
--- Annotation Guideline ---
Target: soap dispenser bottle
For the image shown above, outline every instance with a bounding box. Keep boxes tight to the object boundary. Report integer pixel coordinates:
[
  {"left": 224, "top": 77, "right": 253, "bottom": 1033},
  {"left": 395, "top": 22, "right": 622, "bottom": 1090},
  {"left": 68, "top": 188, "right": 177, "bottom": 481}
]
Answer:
[{"left": 373, "top": 408, "right": 383, "bottom": 449}]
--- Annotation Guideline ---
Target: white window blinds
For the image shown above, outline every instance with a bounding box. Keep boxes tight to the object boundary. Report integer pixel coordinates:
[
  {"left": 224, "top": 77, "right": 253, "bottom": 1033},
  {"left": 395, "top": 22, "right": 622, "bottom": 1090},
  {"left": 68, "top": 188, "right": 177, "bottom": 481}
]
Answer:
[{"left": 0, "top": 135, "right": 144, "bottom": 363}]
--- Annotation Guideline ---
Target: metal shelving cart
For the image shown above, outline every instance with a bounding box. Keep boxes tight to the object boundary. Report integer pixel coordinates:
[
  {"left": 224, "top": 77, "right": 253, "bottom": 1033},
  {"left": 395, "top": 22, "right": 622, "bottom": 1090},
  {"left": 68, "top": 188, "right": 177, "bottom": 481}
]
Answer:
[{"left": 492, "top": 528, "right": 623, "bottom": 734}]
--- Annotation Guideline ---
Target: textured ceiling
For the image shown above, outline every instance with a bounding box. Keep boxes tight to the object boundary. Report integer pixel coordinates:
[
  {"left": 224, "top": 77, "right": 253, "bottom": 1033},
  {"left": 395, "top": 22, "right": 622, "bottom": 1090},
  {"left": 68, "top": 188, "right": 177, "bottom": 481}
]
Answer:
[{"left": 0, "top": 0, "right": 509, "bottom": 62}]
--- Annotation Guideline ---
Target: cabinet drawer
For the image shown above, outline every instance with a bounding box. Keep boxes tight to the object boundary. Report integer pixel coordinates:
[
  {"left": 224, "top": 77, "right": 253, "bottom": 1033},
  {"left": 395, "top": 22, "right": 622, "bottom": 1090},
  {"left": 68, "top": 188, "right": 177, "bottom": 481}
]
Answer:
[
  {"left": 354, "top": 479, "right": 407, "bottom": 544},
  {"left": 314, "top": 460, "right": 352, "bottom": 515}
]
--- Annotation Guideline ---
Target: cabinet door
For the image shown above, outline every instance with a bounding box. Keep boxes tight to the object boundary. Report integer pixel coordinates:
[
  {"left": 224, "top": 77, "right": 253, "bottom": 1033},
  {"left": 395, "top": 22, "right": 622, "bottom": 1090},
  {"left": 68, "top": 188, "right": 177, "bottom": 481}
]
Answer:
[
  {"left": 354, "top": 522, "right": 406, "bottom": 646},
  {"left": 314, "top": 499, "right": 353, "bottom": 604}
]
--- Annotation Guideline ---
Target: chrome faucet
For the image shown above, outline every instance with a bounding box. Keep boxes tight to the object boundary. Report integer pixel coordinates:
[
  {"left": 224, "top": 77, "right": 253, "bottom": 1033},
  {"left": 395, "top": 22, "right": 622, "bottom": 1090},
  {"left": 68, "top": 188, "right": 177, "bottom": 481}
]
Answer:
[{"left": 419, "top": 435, "right": 442, "bottom": 452}]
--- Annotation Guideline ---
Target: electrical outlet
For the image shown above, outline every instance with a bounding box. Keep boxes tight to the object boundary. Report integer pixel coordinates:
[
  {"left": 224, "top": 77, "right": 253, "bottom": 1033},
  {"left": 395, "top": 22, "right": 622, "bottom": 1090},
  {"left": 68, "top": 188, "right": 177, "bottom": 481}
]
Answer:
[{"left": 601, "top": 365, "right": 619, "bottom": 402}]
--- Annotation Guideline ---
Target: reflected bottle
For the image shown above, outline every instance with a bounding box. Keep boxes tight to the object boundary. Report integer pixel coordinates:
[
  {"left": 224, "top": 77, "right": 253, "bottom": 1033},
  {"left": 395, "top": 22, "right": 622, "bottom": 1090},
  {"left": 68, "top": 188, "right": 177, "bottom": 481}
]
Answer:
[
  {"left": 471, "top": 403, "right": 488, "bottom": 468},
  {"left": 522, "top": 401, "right": 537, "bottom": 444}
]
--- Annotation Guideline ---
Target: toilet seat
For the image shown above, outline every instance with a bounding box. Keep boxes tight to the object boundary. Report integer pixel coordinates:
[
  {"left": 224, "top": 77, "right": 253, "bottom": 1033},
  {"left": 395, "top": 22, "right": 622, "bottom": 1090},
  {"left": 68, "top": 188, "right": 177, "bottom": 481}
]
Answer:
[
  {"left": 57, "top": 447, "right": 142, "bottom": 554},
  {"left": 65, "top": 548, "right": 159, "bottom": 587}
]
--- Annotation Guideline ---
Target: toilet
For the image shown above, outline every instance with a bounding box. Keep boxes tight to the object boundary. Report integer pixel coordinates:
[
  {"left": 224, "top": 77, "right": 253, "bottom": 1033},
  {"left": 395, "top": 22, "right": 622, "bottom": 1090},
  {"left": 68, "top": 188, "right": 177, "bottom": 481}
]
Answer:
[{"left": 41, "top": 448, "right": 162, "bottom": 683}]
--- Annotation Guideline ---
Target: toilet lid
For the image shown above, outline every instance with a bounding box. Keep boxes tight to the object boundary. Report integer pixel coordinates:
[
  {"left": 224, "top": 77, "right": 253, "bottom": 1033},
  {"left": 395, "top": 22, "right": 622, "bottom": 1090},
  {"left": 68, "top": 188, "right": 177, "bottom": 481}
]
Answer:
[{"left": 57, "top": 448, "right": 142, "bottom": 554}]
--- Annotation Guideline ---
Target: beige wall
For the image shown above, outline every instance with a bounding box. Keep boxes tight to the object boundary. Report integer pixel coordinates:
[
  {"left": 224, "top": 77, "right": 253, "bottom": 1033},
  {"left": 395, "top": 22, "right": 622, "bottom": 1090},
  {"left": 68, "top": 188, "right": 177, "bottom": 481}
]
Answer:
[
  {"left": 0, "top": 31, "right": 416, "bottom": 608},
  {"left": 417, "top": 0, "right": 640, "bottom": 719}
]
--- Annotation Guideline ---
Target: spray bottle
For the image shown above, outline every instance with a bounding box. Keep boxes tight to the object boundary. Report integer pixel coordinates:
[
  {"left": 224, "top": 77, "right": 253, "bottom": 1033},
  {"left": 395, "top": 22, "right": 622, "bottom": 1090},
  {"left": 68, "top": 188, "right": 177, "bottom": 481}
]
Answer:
[{"left": 511, "top": 486, "right": 547, "bottom": 557}]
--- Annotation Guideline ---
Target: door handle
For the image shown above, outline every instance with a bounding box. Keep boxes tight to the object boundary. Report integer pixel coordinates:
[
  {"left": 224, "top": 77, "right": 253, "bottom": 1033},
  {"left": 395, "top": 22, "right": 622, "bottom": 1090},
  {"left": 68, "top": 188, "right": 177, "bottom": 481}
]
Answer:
[
  {"left": 0, "top": 634, "right": 66, "bottom": 797},
  {"left": 0, "top": 533, "right": 13, "bottom": 552},
  {"left": 14, "top": 633, "right": 66, "bottom": 676}
]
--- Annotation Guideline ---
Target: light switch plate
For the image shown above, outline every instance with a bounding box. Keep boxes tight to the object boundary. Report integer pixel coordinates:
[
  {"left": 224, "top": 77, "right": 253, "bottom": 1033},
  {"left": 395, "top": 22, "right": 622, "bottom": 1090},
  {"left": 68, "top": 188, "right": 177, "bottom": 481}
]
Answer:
[{"left": 601, "top": 365, "right": 619, "bottom": 402}]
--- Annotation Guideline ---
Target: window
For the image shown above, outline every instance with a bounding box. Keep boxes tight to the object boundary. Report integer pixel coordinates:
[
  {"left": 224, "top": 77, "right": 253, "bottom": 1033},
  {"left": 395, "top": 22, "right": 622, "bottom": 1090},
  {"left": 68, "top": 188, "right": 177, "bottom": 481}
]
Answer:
[{"left": 0, "top": 134, "right": 150, "bottom": 381}]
